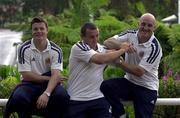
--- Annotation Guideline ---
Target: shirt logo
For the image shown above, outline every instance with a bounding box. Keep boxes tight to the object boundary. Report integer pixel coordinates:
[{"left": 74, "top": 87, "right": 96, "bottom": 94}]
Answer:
[
  {"left": 139, "top": 51, "right": 144, "bottom": 58},
  {"left": 45, "top": 57, "right": 51, "bottom": 66},
  {"left": 31, "top": 57, "right": 35, "bottom": 61}
]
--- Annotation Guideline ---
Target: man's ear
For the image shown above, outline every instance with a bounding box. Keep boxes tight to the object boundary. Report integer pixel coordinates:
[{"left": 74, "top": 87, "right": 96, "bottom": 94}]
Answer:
[{"left": 154, "top": 22, "right": 157, "bottom": 30}]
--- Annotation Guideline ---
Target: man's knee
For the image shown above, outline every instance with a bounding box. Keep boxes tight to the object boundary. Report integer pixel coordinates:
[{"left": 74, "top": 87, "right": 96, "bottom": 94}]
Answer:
[
  {"left": 12, "top": 91, "right": 26, "bottom": 103},
  {"left": 10, "top": 88, "right": 34, "bottom": 109},
  {"left": 100, "top": 80, "right": 110, "bottom": 93},
  {"left": 50, "top": 86, "right": 70, "bottom": 106},
  {"left": 54, "top": 86, "right": 69, "bottom": 98}
]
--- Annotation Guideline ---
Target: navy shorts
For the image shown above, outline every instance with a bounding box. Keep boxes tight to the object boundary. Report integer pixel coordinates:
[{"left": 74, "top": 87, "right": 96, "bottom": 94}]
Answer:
[
  {"left": 100, "top": 78, "right": 157, "bottom": 118},
  {"left": 4, "top": 81, "right": 70, "bottom": 118},
  {"left": 65, "top": 97, "right": 112, "bottom": 118}
]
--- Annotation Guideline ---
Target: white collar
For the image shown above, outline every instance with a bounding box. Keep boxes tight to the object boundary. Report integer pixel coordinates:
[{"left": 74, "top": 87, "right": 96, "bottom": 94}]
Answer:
[{"left": 30, "top": 38, "right": 51, "bottom": 52}]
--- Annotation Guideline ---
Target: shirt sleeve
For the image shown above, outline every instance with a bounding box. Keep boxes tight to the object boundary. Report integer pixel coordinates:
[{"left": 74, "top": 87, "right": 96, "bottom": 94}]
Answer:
[
  {"left": 51, "top": 48, "right": 63, "bottom": 71},
  {"left": 113, "top": 32, "right": 129, "bottom": 42},
  {"left": 18, "top": 49, "right": 31, "bottom": 72},
  {"left": 71, "top": 44, "right": 97, "bottom": 63}
]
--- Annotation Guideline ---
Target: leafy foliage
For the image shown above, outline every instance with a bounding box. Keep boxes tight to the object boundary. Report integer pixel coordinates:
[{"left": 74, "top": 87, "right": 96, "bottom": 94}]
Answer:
[
  {"left": 153, "top": 69, "right": 180, "bottom": 118},
  {"left": 135, "top": 1, "right": 146, "bottom": 15},
  {"left": 48, "top": 26, "right": 79, "bottom": 45},
  {"left": 159, "top": 78, "right": 179, "bottom": 98},
  {"left": 162, "top": 24, "right": 180, "bottom": 73},
  {"left": 0, "top": 76, "right": 20, "bottom": 98},
  {"left": 155, "top": 22, "right": 172, "bottom": 57},
  {"left": 95, "top": 15, "right": 130, "bottom": 43},
  {"left": 168, "top": 24, "right": 180, "bottom": 47},
  {"left": 60, "top": 44, "right": 72, "bottom": 68},
  {"left": 0, "top": 65, "right": 20, "bottom": 98},
  {"left": 103, "top": 66, "right": 125, "bottom": 80},
  {"left": 0, "top": 65, "right": 20, "bottom": 80}
]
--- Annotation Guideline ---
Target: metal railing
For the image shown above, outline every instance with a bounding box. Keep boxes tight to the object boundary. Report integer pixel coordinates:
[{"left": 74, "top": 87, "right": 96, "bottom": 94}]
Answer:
[
  {"left": 0, "top": 99, "right": 8, "bottom": 106},
  {"left": 1, "top": 98, "right": 180, "bottom": 107},
  {"left": 122, "top": 98, "right": 180, "bottom": 106}
]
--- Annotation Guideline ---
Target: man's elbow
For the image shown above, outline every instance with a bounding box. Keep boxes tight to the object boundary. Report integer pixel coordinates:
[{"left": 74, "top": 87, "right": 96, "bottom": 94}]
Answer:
[
  {"left": 103, "top": 38, "right": 113, "bottom": 47},
  {"left": 103, "top": 40, "right": 109, "bottom": 46}
]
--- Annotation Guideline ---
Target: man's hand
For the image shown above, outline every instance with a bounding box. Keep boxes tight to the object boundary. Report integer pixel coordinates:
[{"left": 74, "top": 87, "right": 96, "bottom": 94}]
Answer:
[
  {"left": 58, "top": 75, "right": 67, "bottom": 84},
  {"left": 36, "top": 93, "right": 49, "bottom": 109},
  {"left": 121, "top": 42, "right": 136, "bottom": 53}
]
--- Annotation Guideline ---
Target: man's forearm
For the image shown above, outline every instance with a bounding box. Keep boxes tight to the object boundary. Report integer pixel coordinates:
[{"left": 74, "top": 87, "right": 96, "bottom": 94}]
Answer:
[
  {"left": 44, "top": 70, "right": 61, "bottom": 95},
  {"left": 21, "top": 72, "right": 50, "bottom": 83},
  {"left": 104, "top": 38, "right": 122, "bottom": 49},
  {"left": 120, "top": 62, "right": 145, "bottom": 77}
]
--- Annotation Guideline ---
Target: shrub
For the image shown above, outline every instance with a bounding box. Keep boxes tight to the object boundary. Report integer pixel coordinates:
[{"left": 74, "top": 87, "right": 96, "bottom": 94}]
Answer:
[
  {"left": 0, "top": 65, "right": 20, "bottom": 98},
  {"left": 0, "top": 76, "right": 20, "bottom": 98},
  {"left": 103, "top": 66, "right": 125, "bottom": 80},
  {"left": 0, "top": 65, "right": 20, "bottom": 80},
  {"left": 153, "top": 68, "right": 180, "bottom": 118},
  {"left": 95, "top": 15, "right": 131, "bottom": 43}
]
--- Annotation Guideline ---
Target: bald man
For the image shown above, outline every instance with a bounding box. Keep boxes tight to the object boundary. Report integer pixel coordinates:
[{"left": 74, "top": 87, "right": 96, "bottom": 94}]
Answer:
[{"left": 100, "top": 13, "right": 162, "bottom": 118}]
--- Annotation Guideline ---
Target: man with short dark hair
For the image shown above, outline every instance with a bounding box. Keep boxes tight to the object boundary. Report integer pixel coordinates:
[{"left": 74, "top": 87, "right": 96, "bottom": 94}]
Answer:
[
  {"left": 4, "top": 17, "right": 69, "bottom": 118},
  {"left": 65, "top": 22, "right": 131, "bottom": 118}
]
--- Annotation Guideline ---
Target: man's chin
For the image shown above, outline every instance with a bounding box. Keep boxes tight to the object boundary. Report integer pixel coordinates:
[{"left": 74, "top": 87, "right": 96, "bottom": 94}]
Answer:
[
  {"left": 34, "top": 37, "right": 45, "bottom": 41},
  {"left": 140, "top": 32, "right": 150, "bottom": 37}
]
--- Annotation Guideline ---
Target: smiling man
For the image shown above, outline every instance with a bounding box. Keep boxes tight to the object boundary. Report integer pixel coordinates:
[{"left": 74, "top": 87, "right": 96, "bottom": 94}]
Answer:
[
  {"left": 4, "top": 17, "right": 69, "bottom": 118},
  {"left": 100, "top": 13, "right": 162, "bottom": 118}
]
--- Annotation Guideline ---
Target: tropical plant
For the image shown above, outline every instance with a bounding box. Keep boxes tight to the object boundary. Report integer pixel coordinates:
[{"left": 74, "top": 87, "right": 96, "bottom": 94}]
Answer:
[
  {"left": 95, "top": 14, "right": 131, "bottom": 43},
  {"left": 155, "top": 22, "right": 172, "bottom": 57},
  {"left": 103, "top": 66, "right": 125, "bottom": 80},
  {"left": 153, "top": 68, "right": 180, "bottom": 118},
  {"left": 0, "top": 65, "right": 20, "bottom": 80},
  {"left": 162, "top": 24, "right": 180, "bottom": 74},
  {"left": 69, "top": 0, "right": 109, "bottom": 27},
  {"left": 0, "top": 76, "right": 20, "bottom": 98}
]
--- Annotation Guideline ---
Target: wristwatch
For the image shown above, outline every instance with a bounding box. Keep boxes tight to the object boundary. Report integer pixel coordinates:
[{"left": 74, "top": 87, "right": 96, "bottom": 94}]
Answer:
[{"left": 44, "top": 91, "right": 51, "bottom": 97}]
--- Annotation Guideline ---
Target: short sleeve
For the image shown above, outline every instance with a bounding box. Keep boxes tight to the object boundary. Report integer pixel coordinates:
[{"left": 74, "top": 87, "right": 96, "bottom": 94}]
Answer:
[
  {"left": 71, "top": 44, "right": 97, "bottom": 63},
  {"left": 18, "top": 48, "right": 31, "bottom": 72},
  {"left": 113, "top": 30, "right": 136, "bottom": 42},
  {"left": 50, "top": 47, "right": 63, "bottom": 71}
]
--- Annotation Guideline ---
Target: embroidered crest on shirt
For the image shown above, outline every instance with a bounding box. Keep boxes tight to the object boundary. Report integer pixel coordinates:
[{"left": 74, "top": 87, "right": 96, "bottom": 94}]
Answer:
[
  {"left": 45, "top": 57, "right": 51, "bottom": 66},
  {"left": 139, "top": 51, "right": 144, "bottom": 58},
  {"left": 31, "top": 57, "right": 35, "bottom": 61}
]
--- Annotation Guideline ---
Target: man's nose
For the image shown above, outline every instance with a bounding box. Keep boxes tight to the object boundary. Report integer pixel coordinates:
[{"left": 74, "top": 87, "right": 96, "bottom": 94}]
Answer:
[
  {"left": 143, "top": 24, "right": 149, "bottom": 29},
  {"left": 94, "top": 36, "right": 98, "bottom": 39},
  {"left": 37, "top": 29, "right": 42, "bottom": 32}
]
